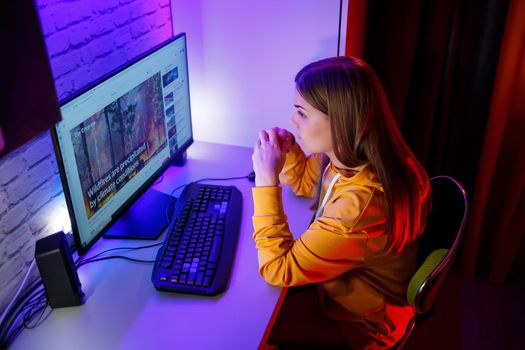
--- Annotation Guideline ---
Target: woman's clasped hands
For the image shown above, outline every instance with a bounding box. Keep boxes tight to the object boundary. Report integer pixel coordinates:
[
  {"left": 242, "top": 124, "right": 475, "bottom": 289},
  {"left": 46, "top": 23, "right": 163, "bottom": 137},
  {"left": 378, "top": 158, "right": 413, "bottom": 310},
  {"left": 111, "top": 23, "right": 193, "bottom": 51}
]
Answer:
[{"left": 252, "top": 127, "right": 294, "bottom": 187}]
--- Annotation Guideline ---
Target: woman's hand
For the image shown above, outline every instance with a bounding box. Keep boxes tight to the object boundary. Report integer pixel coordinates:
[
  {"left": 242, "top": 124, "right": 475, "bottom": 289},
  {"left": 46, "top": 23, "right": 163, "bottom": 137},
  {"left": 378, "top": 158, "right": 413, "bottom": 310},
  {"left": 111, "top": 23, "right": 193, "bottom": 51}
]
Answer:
[
  {"left": 272, "top": 127, "right": 295, "bottom": 154},
  {"left": 252, "top": 129, "right": 287, "bottom": 187}
]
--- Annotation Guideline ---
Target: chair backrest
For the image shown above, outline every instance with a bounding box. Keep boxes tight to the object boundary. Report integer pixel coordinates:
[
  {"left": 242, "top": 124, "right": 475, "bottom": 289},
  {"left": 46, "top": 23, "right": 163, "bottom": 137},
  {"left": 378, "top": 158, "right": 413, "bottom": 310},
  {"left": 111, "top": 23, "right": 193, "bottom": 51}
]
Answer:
[{"left": 407, "top": 176, "right": 468, "bottom": 315}]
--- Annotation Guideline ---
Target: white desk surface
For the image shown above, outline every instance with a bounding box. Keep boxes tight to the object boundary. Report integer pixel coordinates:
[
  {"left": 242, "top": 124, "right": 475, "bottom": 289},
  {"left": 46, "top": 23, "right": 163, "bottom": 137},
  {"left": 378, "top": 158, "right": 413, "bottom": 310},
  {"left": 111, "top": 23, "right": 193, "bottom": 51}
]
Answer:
[{"left": 12, "top": 141, "right": 313, "bottom": 350}]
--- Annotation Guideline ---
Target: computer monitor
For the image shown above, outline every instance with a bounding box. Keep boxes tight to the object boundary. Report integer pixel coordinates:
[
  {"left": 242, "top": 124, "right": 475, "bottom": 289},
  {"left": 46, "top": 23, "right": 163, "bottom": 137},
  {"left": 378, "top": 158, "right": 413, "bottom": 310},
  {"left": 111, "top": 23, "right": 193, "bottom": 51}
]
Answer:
[{"left": 52, "top": 33, "right": 193, "bottom": 255}]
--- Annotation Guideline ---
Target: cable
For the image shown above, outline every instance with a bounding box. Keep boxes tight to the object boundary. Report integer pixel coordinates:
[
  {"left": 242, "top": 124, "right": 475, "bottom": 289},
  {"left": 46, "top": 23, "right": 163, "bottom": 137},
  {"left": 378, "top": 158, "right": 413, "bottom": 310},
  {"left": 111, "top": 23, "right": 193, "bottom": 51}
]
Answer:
[
  {"left": 1, "top": 243, "right": 159, "bottom": 347},
  {"left": 3, "top": 300, "right": 50, "bottom": 348},
  {"left": 80, "top": 173, "right": 253, "bottom": 266},
  {"left": 75, "top": 242, "right": 162, "bottom": 268},
  {"left": 190, "top": 174, "right": 252, "bottom": 183},
  {"left": 1, "top": 173, "right": 252, "bottom": 347},
  {"left": 78, "top": 255, "right": 155, "bottom": 267},
  {"left": 24, "top": 303, "right": 51, "bottom": 329},
  {"left": 1, "top": 250, "right": 154, "bottom": 347},
  {"left": 21, "top": 292, "right": 46, "bottom": 314},
  {"left": 0, "top": 284, "right": 46, "bottom": 348},
  {"left": 0, "top": 279, "right": 43, "bottom": 343},
  {"left": 0, "top": 259, "right": 36, "bottom": 332}
]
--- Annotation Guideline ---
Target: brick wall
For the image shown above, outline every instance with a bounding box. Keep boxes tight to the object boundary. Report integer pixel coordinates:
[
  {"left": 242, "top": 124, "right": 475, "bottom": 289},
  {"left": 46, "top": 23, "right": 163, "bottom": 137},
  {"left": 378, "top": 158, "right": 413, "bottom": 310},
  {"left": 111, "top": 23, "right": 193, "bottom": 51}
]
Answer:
[{"left": 0, "top": 0, "right": 172, "bottom": 315}]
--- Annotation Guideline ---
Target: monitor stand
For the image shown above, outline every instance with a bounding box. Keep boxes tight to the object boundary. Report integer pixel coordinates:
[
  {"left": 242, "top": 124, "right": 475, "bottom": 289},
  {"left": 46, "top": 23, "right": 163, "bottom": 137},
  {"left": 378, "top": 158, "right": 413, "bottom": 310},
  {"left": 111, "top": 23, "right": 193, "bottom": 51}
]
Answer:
[{"left": 104, "top": 188, "right": 172, "bottom": 240}]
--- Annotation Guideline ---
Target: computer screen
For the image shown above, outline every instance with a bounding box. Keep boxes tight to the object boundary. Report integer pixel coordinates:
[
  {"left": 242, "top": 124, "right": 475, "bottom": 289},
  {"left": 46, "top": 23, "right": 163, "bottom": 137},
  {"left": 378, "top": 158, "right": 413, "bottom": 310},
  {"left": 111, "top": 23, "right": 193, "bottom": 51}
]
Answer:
[{"left": 53, "top": 33, "right": 193, "bottom": 255}]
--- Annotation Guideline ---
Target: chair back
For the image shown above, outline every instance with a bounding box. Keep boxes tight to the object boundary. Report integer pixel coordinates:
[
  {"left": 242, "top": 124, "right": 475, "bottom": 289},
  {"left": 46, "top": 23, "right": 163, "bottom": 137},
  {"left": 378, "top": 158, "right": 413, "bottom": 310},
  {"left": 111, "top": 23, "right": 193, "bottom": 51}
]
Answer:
[{"left": 409, "top": 176, "right": 468, "bottom": 314}]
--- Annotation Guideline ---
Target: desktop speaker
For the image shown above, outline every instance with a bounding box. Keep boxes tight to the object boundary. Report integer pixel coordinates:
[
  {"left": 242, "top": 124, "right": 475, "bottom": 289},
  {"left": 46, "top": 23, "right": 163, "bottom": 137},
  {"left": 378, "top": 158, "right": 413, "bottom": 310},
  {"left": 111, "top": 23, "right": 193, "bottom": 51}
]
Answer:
[{"left": 34, "top": 231, "right": 84, "bottom": 308}]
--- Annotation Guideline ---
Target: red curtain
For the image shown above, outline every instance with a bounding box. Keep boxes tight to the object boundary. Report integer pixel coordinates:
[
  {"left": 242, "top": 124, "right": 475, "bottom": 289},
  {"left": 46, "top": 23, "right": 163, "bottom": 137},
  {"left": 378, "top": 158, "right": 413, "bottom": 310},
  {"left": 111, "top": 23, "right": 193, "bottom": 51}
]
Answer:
[
  {"left": 344, "top": 0, "right": 367, "bottom": 58},
  {"left": 346, "top": 0, "right": 525, "bottom": 282},
  {"left": 461, "top": 0, "right": 525, "bottom": 282}
]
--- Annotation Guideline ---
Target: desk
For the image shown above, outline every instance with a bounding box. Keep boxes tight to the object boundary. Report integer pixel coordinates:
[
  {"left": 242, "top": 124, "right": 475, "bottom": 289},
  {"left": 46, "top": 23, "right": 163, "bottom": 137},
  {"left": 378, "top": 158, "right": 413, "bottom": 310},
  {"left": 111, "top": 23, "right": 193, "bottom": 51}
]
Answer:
[{"left": 11, "top": 142, "right": 313, "bottom": 350}]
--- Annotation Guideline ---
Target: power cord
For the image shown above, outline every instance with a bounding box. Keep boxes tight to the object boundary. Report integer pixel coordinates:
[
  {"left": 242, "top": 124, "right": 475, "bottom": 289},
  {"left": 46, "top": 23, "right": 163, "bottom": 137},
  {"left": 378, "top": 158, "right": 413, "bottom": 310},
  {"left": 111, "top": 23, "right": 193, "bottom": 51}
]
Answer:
[
  {"left": 78, "top": 255, "right": 156, "bottom": 266},
  {"left": 0, "top": 260, "right": 36, "bottom": 332},
  {"left": 0, "top": 281, "right": 47, "bottom": 349},
  {"left": 0, "top": 241, "right": 162, "bottom": 348},
  {"left": 1, "top": 172, "right": 253, "bottom": 348},
  {"left": 75, "top": 242, "right": 162, "bottom": 268},
  {"left": 9, "top": 290, "right": 50, "bottom": 336}
]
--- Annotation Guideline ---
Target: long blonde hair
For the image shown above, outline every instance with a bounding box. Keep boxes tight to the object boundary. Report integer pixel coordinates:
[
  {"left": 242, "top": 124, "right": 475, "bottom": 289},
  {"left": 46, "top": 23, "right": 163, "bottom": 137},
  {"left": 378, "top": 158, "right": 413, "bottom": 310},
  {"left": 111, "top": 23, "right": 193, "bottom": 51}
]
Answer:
[{"left": 295, "top": 56, "right": 431, "bottom": 254}]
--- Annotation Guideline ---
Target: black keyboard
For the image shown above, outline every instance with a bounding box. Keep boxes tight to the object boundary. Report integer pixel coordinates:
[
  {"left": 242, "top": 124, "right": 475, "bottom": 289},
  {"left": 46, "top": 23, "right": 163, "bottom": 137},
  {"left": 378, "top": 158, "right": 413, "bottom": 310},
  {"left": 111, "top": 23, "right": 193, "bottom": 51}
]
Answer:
[{"left": 152, "top": 183, "right": 242, "bottom": 295}]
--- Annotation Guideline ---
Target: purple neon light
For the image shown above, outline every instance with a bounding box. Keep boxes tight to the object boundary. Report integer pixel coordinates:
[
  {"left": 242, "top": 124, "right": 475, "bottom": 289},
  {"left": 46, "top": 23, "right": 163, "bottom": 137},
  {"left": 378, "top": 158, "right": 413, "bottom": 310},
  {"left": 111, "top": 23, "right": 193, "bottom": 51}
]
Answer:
[{"left": 35, "top": 0, "right": 172, "bottom": 100}]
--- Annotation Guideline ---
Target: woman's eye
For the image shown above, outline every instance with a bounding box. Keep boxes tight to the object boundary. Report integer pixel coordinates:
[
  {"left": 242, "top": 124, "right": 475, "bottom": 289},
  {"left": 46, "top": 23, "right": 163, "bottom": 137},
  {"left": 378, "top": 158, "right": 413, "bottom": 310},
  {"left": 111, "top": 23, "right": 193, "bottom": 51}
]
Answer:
[{"left": 297, "top": 110, "right": 306, "bottom": 118}]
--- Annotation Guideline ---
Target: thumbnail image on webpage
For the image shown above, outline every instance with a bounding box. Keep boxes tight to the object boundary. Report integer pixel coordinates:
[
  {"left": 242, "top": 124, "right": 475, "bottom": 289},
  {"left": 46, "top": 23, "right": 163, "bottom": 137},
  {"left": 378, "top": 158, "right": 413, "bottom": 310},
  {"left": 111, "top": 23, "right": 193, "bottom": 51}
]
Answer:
[
  {"left": 70, "top": 73, "right": 169, "bottom": 219},
  {"left": 161, "top": 66, "right": 180, "bottom": 156}
]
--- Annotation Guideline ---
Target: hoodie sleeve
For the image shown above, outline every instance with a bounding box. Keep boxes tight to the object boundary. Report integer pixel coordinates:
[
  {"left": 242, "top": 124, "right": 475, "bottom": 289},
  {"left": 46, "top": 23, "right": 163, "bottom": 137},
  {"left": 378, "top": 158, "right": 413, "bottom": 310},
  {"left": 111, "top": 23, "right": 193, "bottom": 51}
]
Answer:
[
  {"left": 252, "top": 185, "right": 385, "bottom": 287},
  {"left": 278, "top": 142, "right": 324, "bottom": 198}
]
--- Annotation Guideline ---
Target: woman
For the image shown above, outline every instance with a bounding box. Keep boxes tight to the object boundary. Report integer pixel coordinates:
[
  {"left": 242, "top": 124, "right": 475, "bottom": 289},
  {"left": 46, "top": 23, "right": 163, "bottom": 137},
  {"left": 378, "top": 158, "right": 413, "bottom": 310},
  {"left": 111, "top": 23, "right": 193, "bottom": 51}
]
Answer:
[{"left": 251, "top": 56, "right": 431, "bottom": 349}]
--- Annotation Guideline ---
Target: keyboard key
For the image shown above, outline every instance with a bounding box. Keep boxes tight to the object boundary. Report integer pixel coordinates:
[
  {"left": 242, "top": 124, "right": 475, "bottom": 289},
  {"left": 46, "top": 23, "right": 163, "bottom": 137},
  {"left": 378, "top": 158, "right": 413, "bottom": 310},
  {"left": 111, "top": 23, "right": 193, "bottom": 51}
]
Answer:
[
  {"left": 209, "top": 236, "right": 222, "bottom": 263},
  {"left": 204, "top": 277, "right": 212, "bottom": 287},
  {"left": 196, "top": 272, "right": 204, "bottom": 286},
  {"left": 187, "top": 272, "right": 195, "bottom": 285}
]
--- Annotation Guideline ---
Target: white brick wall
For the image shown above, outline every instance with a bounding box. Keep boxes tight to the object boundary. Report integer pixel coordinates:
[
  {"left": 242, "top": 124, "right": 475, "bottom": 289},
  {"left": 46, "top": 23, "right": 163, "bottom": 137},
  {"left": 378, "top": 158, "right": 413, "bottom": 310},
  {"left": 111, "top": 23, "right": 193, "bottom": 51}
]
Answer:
[{"left": 0, "top": 0, "right": 171, "bottom": 316}]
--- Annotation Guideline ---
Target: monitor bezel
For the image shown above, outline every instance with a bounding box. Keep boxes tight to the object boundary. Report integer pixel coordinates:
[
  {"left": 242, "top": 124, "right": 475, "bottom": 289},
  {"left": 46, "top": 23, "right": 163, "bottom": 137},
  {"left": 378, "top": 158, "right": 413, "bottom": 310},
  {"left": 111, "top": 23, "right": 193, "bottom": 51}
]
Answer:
[{"left": 51, "top": 32, "right": 193, "bottom": 255}]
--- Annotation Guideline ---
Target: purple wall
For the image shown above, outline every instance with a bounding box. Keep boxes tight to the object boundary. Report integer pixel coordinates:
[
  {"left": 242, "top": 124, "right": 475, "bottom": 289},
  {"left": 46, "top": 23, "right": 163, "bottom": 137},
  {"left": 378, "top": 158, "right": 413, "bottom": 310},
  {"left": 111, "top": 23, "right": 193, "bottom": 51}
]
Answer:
[
  {"left": 37, "top": 0, "right": 172, "bottom": 100},
  {"left": 0, "top": 0, "right": 173, "bottom": 313}
]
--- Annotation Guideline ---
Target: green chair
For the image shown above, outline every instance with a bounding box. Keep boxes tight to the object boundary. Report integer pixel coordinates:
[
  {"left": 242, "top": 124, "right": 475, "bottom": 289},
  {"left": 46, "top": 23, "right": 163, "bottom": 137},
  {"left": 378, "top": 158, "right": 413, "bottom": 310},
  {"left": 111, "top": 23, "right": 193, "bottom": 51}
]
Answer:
[{"left": 393, "top": 176, "right": 469, "bottom": 349}]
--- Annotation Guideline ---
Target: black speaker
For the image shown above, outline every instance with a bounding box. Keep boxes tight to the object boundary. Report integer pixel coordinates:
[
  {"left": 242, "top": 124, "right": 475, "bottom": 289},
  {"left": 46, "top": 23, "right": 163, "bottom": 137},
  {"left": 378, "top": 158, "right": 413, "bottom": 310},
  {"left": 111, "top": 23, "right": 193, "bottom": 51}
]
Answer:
[{"left": 35, "top": 231, "right": 84, "bottom": 308}]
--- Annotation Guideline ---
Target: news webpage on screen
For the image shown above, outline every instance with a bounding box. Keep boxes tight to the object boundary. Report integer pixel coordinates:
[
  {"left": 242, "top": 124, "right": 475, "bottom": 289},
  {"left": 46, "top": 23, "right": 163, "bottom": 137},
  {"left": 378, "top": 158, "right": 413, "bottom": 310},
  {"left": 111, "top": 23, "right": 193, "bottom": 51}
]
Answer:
[{"left": 55, "top": 37, "right": 191, "bottom": 249}]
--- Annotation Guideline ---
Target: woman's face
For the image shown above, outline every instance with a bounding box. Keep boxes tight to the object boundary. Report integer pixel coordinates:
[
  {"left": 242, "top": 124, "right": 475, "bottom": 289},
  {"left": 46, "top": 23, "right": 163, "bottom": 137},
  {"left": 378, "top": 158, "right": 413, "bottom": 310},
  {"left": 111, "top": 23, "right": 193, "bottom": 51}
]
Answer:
[{"left": 290, "top": 89, "right": 332, "bottom": 154}]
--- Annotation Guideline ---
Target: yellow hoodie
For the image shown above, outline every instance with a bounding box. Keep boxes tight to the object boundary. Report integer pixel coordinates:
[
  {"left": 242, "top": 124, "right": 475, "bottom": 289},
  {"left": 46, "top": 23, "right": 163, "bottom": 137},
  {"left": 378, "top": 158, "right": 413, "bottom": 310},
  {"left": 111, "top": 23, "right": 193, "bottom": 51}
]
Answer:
[{"left": 252, "top": 142, "right": 416, "bottom": 349}]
